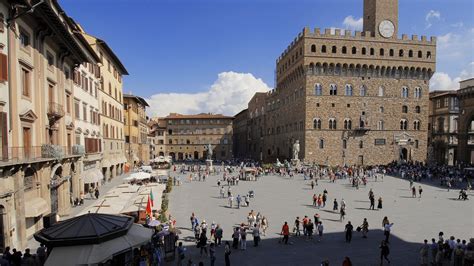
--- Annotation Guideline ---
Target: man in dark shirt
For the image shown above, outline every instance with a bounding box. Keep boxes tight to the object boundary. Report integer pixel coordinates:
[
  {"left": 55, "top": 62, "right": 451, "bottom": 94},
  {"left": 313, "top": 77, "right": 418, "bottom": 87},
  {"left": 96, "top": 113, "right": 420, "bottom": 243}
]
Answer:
[{"left": 345, "top": 221, "right": 354, "bottom": 243}]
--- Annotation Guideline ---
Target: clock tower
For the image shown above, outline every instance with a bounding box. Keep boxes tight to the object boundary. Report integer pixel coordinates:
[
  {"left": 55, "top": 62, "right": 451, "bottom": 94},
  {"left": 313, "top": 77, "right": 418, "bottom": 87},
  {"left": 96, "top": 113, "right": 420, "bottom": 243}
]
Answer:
[{"left": 363, "top": 0, "right": 398, "bottom": 38}]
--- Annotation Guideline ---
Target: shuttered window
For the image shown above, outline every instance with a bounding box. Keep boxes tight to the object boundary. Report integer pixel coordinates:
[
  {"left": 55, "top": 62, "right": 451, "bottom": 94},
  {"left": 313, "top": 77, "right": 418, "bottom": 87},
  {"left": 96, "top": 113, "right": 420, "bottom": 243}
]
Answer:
[{"left": 0, "top": 53, "right": 7, "bottom": 81}]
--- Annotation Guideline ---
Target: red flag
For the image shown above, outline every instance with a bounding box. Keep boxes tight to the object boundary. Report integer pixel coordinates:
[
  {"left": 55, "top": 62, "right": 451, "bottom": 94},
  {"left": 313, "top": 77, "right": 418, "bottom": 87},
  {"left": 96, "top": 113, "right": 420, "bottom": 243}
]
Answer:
[{"left": 145, "top": 196, "right": 152, "bottom": 217}]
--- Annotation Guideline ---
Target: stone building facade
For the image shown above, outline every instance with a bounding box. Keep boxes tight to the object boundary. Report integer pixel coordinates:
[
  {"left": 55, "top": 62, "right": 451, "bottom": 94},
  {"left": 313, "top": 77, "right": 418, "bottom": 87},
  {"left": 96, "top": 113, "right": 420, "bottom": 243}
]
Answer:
[
  {"left": 0, "top": 0, "right": 99, "bottom": 250},
  {"left": 148, "top": 119, "right": 167, "bottom": 159},
  {"left": 457, "top": 78, "right": 474, "bottom": 164},
  {"left": 124, "top": 94, "right": 150, "bottom": 166},
  {"left": 232, "top": 109, "right": 249, "bottom": 159},
  {"left": 428, "top": 91, "right": 459, "bottom": 165},
  {"left": 155, "top": 113, "right": 234, "bottom": 161},
  {"left": 82, "top": 33, "right": 128, "bottom": 180},
  {"left": 241, "top": 0, "right": 436, "bottom": 166}
]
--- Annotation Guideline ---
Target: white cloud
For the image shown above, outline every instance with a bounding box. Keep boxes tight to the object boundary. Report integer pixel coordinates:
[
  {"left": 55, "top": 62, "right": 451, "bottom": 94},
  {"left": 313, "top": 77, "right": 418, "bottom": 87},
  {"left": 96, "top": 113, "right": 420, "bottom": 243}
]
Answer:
[
  {"left": 342, "top": 16, "right": 363, "bottom": 31},
  {"left": 146, "top": 72, "right": 271, "bottom": 117},
  {"left": 425, "top": 10, "right": 441, "bottom": 29},
  {"left": 450, "top": 22, "right": 464, "bottom": 28},
  {"left": 430, "top": 62, "right": 474, "bottom": 91}
]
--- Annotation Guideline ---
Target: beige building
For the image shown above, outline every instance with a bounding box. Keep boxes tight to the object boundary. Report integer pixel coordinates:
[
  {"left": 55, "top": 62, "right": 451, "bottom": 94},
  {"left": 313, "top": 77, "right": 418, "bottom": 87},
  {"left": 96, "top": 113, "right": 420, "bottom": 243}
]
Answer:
[
  {"left": 148, "top": 119, "right": 167, "bottom": 159},
  {"left": 241, "top": 0, "right": 436, "bottom": 166},
  {"left": 155, "top": 113, "right": 234, "bottom": 161},
  {"left": 0, "top": 0, "right": 98, "bottom": 250},
  {"left": 428, "top": 91, "right": 459, "bottom": 165},
  {"left": 82, "top": 33, "right": 128, "bottom": 180},
  {"left": 124, "top": 94, "right": 150, "bottom": 166}
]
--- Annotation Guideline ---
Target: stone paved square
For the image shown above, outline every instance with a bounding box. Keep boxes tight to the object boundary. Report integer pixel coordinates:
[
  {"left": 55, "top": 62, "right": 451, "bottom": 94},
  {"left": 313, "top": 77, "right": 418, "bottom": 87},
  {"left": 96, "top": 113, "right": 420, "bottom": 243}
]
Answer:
[{"left": 168, "top": 171, "right": 474, "bottom": 265}]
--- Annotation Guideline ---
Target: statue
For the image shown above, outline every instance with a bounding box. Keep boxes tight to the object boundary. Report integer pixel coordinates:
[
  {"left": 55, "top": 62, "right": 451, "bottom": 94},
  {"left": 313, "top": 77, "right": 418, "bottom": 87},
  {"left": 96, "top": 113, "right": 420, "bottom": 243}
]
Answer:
[
  {"left": 276, "top": 158, "right": 282, "bottom": 168},
  {"left": 204, "top": 143, "right": 213, "bottom": 160},
  {"left": 293, "top": 140, "right": 300, "bottom": 160}
]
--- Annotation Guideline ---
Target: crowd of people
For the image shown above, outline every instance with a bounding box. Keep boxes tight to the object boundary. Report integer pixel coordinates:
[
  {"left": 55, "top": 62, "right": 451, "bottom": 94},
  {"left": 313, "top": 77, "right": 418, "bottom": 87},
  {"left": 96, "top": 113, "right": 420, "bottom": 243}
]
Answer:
[{"left": 0, "top": 245, "right": 47, "bottom": 266}]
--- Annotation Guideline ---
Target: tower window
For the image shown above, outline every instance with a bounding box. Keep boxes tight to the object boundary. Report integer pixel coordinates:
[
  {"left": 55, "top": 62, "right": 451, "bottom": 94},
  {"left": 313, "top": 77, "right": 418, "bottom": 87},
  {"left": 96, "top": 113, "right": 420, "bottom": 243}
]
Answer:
[
  {"left": 390, "top": 49, "right": 394, "bottom": 57},
  {"left": 342, "top": 46, "right": 347, "bottom": 54},
  {"left": 370, "top": 48, "right": 375, "bottom": 55},
  {"left": 352, "top": 47, "right": 357, "bottom": 54},
  {"left": 311, "top": 45, "right": 316, "bottom": 53},
  {"left": 362, "top": 47, "right": 366, "bottom": 55},
  {"left": 332, "top": 46, "right": 337, "bottom": 54},
  {"left": 321, "top": 45, "right": 327, "bottom": 53},
  {"left": 380, "top": 48, "right": 385, "bottom": 56}
]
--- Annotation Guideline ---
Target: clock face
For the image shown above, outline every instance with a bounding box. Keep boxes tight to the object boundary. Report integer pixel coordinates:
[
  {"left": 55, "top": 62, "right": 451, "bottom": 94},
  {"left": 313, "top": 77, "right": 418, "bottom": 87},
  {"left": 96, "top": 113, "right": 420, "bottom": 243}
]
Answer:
[{"left": 379, "top": 20, "right": 395, "bottom": 38}]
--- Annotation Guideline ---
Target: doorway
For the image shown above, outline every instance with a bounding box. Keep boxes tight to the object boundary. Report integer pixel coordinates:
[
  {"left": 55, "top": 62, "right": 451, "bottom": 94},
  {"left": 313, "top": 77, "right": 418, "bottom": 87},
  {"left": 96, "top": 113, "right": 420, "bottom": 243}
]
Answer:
[{"left": 400, "top": 148, "right": 408, "bottom": 161}]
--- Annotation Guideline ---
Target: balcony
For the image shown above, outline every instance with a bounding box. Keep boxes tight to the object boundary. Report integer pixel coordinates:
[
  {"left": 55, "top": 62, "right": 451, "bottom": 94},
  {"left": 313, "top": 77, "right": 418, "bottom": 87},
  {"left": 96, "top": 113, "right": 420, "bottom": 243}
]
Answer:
[
  {"left": 0, "top": 145, "right": 78, "bottom": 165},
  {"left": 72, "top": 145, "right": 85, "bottom": 156},
  {"left": 47, "top": 102, "right": 65, "bottom": 121}
]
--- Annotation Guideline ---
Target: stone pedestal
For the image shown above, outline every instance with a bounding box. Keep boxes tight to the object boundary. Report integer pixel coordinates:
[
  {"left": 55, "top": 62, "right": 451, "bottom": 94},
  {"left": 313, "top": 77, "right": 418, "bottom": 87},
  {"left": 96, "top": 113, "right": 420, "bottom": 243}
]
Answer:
[
  {"left": 206, "top": 159, "right": 213, "bottom": 172},
  {"left": 291, "top": 159, "right": 301, "bottom": 167}
]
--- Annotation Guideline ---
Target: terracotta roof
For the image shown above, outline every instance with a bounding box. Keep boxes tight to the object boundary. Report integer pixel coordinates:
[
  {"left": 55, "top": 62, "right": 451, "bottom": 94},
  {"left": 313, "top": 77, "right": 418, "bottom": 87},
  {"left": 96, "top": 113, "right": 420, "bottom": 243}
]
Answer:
[
  {"left": 123, "top": 94, "right": 149, "bottom": 107},
  {"left": 164, "top": 113, "right": 233, "bottom": 120}
]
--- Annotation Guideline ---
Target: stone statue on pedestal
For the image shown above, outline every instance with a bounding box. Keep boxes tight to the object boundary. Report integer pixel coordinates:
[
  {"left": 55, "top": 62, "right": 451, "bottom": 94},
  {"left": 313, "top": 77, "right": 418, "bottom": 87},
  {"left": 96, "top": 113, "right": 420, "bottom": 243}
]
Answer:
[{"left": 293, "top": 140, "right": 300, "bottom": 160}]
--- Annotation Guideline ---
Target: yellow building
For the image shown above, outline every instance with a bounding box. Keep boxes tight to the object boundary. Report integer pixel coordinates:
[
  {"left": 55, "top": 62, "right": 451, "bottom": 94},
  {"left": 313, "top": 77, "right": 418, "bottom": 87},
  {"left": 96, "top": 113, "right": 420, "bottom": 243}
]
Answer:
[
  {"left": 124, "top": 94, "right": 150, "bottom": 166},
  {"left": 0, "top": 0, "right": 98, "bottom": 249},
  {"left": 82, "top": 33, "right": 128, "bottom": 180}
]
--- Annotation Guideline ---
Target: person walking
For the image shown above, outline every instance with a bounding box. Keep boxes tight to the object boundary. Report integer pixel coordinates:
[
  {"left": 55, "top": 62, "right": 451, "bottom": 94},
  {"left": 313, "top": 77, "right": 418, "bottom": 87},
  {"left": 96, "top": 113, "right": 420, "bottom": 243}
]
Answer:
[
  {"left": 361, "top": 218, "right": 369, "bottom": 238},
  {"left": 281, "top": 221, "right": 290, "bottom": 244},
  {"left": 224, "top": 242, "right": 231, "bottom": 266},
  {"left": 333, "top": 198, "right": 338, "bottom": 211},
  {"left": 380, "top": 240, "right": 391, "bottom": 265},
  {"left": 342, "top": 256, "right": 353, "bottom": 266},
  {"left": 317, "top": 222, "right": 324, "bottom": 242},
  {"left": 215, "top": 225, "right": 223, "bottom": 246},
  {"left": 369, "top": 194, "right": 375, "bottom": 210},
  {"left": 384, "top": 222, "right": 394, "bottom": 243},
  {"left": 36, "top": 243, "right": 46, "bottom": 266},
  {"left": 418, "top": 185, "right": 423, "bottom": 198},
  {"left": 377, "top": 197, "right": 383, "bottom": 209},
  {"left": 430, "top": 238, "right": 439, "bottom": 265},
  {"left": 228, "top": 195, "right": 233, "bottom": 208},
  {"left": 261, "top": 217, "right": 268, "bottom": 236},
  {"left": 306, "top": 219, "right": 314, "bottom": 240},
  {"left": 340, "top": 206, "right": 346, "bottom": 221},
  {"left": 209, "top": 243, "right": 216, "bottom": 266},
  {"left": 252, "top": 224, "right": 260, "bottom": 247},
  {"left": 177, "top": 242, "right": 186, "bottom": 266},
  {"left": 412, "top": 186, "right": 417, "bottom": 198},
  {"left": 232, "top": 228, "right": 239, "bottom": 249},
  {"left": 239, "top": 226, "right": 247, "bottom": 250},
  {"left": 294, "top": 217, "right": 301, "bottom": 237},
  {"left": 199, "top": 233, "right": 208, "bottom": 256},
  {"left": 345, "top": 221, "right": 353, "bottom": 243},
  {"left": 311, "top": 180, "right": 315, "bottom": 190},
  {"left": 236, "top": 195, "right": 241, "bottom": 209},
  {"left": 420, "top": 239, "right": 430, "bottom": 266}
]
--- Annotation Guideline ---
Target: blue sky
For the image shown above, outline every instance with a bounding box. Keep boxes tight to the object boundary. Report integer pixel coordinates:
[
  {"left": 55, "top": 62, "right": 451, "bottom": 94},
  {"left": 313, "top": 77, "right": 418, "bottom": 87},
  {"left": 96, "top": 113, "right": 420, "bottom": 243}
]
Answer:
[{"left": 59, "top": 0, "right": 474, "bottom": 116}]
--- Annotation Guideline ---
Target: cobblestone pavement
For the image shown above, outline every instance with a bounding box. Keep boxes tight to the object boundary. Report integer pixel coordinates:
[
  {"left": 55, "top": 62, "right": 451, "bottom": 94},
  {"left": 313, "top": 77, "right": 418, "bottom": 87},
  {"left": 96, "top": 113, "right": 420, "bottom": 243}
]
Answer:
[{"left": 167, "top": 171, "right": 474, "bottom": 266}]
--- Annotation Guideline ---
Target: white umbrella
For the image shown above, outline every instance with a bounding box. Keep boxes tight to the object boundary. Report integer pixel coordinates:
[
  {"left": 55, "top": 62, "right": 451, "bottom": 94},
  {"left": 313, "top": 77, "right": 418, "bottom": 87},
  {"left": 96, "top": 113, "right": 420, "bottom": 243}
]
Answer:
[{"left": 45, "top": 224, "right": 153, "bottom": 266}]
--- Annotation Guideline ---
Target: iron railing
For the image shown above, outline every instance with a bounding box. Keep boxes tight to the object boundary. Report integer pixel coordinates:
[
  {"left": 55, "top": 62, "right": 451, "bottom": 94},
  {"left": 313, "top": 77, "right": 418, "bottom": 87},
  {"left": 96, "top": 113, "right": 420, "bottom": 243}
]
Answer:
[{"left": 0, "top": 145, "right": 77, "bottom": 163}]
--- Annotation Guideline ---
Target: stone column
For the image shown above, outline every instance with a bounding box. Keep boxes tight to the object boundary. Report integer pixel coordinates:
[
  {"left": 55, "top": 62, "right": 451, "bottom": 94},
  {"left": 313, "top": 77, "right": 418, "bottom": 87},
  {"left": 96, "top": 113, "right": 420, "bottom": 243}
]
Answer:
[{"left": 12, "top": 168, "right": 26, "bottom": 250}]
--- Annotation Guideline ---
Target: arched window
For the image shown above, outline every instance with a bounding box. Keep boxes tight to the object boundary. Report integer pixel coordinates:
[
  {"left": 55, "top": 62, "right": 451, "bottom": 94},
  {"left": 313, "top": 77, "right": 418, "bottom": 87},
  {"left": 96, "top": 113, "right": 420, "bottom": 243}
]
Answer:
[
  {"left": 413, "top": 120, "right": 421, "bottom": 130},
  {"left": 418, "top": 51, "right": 423, "bottom": 58},
  {"left": 402, "top": 105, "right": 408, "bottom": 113},
  {"left": 401, "top": 87, "right": 409, "bottom": 98},
  {"left": 400, "top": 119, "right": 408, "bottom": 130},
  {"left": 389, "top": 49, "right": 394, "bottom": 57},
  {"left": 329, "top": 118, "right": 337, "bottom": 130},
  {"left": 311, "top": 44, "right": 316, "bottom": 53},
  {"left": 409, "top": 50, "right": 413, "bottom": 57},
  {"left": 380, "top": 48, "right": 385, "bottom": 56},
  {"left": 362, "top": 47, "right": 366, "bottom": 55},
  {"left": 352, "top": 47, "right": 357, "bottom": 54},
  {"left": 377, "top": 120, "right": 384, "bottom": 130},
  {"left": 415, "top": 106, "right": 421, "bottom": 113},
  {"left": 414, "top": 87, "right": 422, "bottom": 99},
  {"left": 370, "top": 48, "right": 375, "bottom": 55},
  {"left": 360, "top": 85, "right": 367, "bottom": 96},
  {"left": 342, "top": 46, "right": 347, "bottom": 54},
  {"left": 345, "top": 84, "right": 353, "bottom": 96},
  {"left": 359, "top": 140, "right": 363, "bottom": 149},
  {"left": 379, "top": 106, "right": 384, "bottom": 113},
  {"left": 378, "top": 86, "right": 384, "bottom": 97},
  {"left": 399, "top": 49, "right": 404, "bottom": 57},
  {"left": 342, "top": 139, "right": 347, "bottom": 149},
  {"left": 330, "top": 84, "right": 337, "bottom": 95},
  {"left": 332, "top": 46, "right": 337, "bottom": 53},
  {"left": 319, "top": 139, "right": 324, "bottom": 149},
  {"left": 344, "top": 119, "right": 352, "bottom": 130},
  {"left": 315, "top": 83, "right": 322, "bottom": 95},
  {"left": 321, "top": 45, "right": 327, "bottom": 53},
  {"left": 427, "top": 51, "right": 432, "bottom": 58},
  {"left": 313, "top": 118, "right": 321, "bottom": 130}
]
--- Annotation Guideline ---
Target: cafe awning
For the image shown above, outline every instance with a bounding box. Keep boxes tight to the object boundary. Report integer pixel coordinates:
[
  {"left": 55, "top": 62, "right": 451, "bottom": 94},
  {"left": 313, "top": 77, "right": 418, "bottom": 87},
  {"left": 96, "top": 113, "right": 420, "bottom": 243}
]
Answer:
[
  {"left": 25, "top": 197, "right": 49, "bottom": 218},
  {"left": 102, "top": 159, "right": 111, "bottom": 168},
  {"left": 83, "top": 169, "right": 103, "bottom": 184}
]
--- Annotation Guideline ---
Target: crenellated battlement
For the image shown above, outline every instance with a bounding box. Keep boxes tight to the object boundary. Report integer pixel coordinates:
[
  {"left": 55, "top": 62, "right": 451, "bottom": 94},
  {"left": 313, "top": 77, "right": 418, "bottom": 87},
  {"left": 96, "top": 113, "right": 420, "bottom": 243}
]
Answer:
[{"left": 276, "top": 27, "right": 436, "bottom": 63}]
